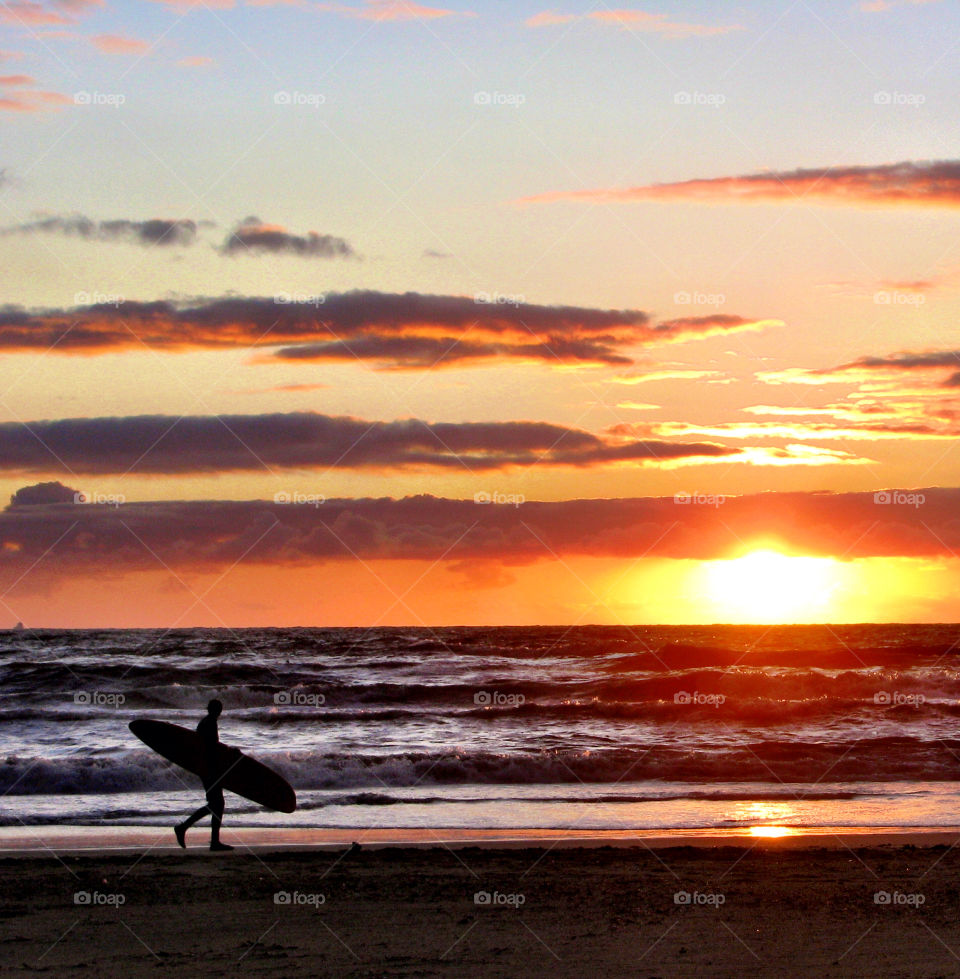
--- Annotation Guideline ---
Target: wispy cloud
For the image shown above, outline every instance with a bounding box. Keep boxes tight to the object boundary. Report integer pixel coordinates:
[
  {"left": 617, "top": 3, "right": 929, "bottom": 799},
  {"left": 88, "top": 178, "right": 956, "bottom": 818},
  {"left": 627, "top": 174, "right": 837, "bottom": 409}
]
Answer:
[
  {"left": 859, "top": 0, "right": 941, "bottom": 12},
  {"left": 90, "top": 34, "right": 151, "bottom": 55},
  {"left": 0, "top": 214, "right": 204, "bottom": 245},
  {"left": 521, "top": 161, "right": 960, "bottom": 209},
  {"left": 316, "top": 1, "right": 475, "bottom": 21},
  {"left": 0, "top": 75, "right": 69, "bottom": 112},
  {"left": 525, "top": 8, "right": 742, "bottom": 37}
]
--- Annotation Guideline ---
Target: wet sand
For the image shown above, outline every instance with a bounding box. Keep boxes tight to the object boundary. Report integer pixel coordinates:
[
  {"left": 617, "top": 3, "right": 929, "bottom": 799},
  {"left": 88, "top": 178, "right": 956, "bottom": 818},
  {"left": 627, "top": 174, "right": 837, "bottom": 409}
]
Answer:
[{"left": 3, "top": 836, "right": 960, "bottom": 976}]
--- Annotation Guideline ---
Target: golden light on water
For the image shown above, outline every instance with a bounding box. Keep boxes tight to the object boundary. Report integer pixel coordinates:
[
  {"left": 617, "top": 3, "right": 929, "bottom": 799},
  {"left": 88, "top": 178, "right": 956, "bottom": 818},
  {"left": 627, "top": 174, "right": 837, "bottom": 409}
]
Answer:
[{"left": 749, "top": 826, "right": 795, "bottom": 838}]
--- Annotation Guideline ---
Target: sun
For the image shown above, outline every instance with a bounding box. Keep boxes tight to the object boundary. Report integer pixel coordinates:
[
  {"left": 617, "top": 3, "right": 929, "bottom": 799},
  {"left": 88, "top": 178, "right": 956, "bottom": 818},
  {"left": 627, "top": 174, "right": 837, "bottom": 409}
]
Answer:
[{"left": 698, "top": 548, "right": 845, "bottom": 624}]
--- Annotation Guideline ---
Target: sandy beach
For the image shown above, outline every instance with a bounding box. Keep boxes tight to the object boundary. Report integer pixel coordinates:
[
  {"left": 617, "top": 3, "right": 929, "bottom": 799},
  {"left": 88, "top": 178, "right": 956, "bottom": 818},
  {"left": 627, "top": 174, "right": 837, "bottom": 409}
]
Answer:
[{"left": 3, "top": 834, "right": 960, "bottom": 977}]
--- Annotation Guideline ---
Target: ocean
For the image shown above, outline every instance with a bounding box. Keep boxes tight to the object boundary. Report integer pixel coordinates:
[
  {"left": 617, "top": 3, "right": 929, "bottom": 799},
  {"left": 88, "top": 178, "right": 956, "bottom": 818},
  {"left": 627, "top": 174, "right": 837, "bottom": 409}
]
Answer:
[{"left": 4, "top": 624, "right": 960, "bottom": 834}]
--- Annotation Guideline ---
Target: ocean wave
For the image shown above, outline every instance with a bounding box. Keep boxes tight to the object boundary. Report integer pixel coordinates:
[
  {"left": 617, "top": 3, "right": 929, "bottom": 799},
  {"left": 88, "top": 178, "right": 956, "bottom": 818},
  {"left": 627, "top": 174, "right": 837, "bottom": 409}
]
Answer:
[{"left": 4, "top": 739, "right": 960, "bottom": 795}]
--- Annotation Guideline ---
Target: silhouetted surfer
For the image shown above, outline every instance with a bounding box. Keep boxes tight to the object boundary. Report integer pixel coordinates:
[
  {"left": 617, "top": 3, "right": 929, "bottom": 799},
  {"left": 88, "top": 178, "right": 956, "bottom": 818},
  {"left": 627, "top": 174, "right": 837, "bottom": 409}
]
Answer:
[{"left": 175, "top": 699, "right": 235, "bottom": 851}]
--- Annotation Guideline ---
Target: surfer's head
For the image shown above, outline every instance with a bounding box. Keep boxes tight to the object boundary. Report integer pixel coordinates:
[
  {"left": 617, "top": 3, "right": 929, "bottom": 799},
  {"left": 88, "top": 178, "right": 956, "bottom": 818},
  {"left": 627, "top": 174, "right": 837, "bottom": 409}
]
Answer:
[{"left": 207, "top": 698, "right": 223, "bottom": 717}]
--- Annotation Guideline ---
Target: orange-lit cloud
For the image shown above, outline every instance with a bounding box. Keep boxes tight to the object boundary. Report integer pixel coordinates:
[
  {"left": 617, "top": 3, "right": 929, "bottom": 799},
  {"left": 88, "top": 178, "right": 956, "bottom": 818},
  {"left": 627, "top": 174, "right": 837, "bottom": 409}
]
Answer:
[
  {"left": 0, "top": 3, "right": 70, "bottom": 25},
  {"left": 316, "top": 1, "right": 475, "bottom": 21},
  {"left": 90, "top": 34, "right": 151, "bottom": 55},
  {"left": 0, "top": 75, "right": 69, "bottom": 112},
  {"left": 0, "top": 294, "right": 781, "bottom": 368},
  {"left": 525, "top": 9, "right": 742, "bottom": 37},
  {"left": 520, "top": 160, "right": 960, "bottom": 209},
  {"left": 860, "top": 0, "right": 941, "bottom": 11},
  {"left": 760, "top": 349, "right": 960, "bottom": 388}
]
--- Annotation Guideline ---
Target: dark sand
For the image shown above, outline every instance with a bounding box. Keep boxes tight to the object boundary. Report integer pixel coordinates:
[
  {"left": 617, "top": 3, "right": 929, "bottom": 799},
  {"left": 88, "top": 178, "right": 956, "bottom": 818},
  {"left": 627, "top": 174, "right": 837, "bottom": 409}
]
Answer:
[{"left": 3, "top": 841, "right": 960, "bottom": 977}]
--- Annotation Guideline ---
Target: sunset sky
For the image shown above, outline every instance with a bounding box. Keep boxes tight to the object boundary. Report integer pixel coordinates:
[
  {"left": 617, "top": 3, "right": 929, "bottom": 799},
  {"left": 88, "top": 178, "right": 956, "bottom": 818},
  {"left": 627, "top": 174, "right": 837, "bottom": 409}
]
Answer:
[{"left": 1, "top": 0, "right": 959, "bottom": 626}]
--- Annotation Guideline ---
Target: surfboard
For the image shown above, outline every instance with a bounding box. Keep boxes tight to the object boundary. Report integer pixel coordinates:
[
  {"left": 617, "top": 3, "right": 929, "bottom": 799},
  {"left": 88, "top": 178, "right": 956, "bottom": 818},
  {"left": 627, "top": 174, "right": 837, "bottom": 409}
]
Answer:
[{"left": 129, "top": 719, "right": 296, "bottom": 813}]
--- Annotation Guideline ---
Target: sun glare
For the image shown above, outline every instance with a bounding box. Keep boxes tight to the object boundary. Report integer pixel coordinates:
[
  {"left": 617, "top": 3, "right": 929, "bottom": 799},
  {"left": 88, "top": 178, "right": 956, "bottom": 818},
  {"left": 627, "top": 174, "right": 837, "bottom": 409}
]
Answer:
[
  {"left": 749, "top": 826, "right": 795, "bottom": 838},
  {"left": 699, "top": 549, "right": 845, "bottom": 624}
]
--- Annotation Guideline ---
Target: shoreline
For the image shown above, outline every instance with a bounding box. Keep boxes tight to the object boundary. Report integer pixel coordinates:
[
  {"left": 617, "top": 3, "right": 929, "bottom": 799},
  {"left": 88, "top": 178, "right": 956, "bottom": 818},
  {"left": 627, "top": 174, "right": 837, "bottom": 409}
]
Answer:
[{"left": 5, "top": 823, "right": 960, "bottom": 856}]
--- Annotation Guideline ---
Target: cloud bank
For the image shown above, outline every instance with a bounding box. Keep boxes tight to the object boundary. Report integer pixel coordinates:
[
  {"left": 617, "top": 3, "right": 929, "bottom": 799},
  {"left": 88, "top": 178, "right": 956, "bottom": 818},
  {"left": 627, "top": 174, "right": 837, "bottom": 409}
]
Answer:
[{"left": 0, "top": 292, "right": 781, "bottom": 368}]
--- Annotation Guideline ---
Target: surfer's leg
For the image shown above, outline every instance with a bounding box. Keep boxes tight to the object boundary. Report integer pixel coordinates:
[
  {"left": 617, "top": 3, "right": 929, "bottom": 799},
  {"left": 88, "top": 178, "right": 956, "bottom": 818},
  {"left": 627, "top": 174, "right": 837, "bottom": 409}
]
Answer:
[
  {"left": 208, "top": 788, "right": 233, "bottom": 851},
  {"left": 176, "top": 804, "right": 211, "bottom": 845}
]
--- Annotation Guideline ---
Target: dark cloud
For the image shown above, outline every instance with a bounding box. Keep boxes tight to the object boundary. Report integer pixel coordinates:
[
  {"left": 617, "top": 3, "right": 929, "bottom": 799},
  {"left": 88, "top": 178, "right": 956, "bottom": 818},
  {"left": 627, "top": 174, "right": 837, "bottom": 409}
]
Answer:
[
  {"left": 521, "top": 160, "right": 960, "bottom": 208},
  {"left": 222, "top": 218, "right": 356, "bottom": 258},
  {"left": 0, "top": 488, "right": 957, "bottom": 586},
  {"left": 0, "top": 214, "right": 203, "bottom": 246},
  {"left": 0, "top": 411, "right": 741, "bottom": 475},
  {"left": 9, "top": 480, "right": 76, "bottom": 506},
  {"left": 0, "top": 292, "right": 780, "bottom": 368}
]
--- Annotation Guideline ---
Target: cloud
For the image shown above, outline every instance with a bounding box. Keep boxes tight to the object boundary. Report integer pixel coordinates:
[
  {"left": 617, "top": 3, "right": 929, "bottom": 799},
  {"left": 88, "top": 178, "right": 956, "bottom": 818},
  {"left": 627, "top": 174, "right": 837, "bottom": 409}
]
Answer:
[
  {"left": 860, "top": 0, "right": 941, "bottom": 11},
  {"left": 9, "top": 480, "right": 77, "bottom": 506},
  {"left": 2, "top": 487, "right": 959, "bottom": 585},
  {"left": 0, "top": 77, "right": 70, "bottom": 112},
  {"left": 0, "top": 214, "right": 202, "bottom": 246},
  {"left": 0, "top": 292, "right": 780, "bottom": 368},
  {"left": 90, "top": 34, "right": 151, "bottom": 55},
  {"left": 761, "top": 349, "right": 960, "bottom": 387},
  {"left": 525, "top": 8, "right": 742, "bottom": 37},
  {"left": 525, "top": 10, "right": 576, "bottom": 26},
  {"left": 176, "top": 55, "right": 214, "bottom": 67},
  {"left": 221, "top": 217, "right": 356, "bottom": 259},
  {"left": 316, "top": 1, "right": 475, "bottom": 21},
  {"left": 644, "top": 419, "right": 952, "bottom": 442},
  {"left": 611, "top": 369, "right": 725, "bottom": 385},
  {"left": 0, "top": 411, "right": 748, "bottom": 475},
  {"left": 0, "top": 3, "right": 71, "bottom": 25},
  {"left": 0, "top": 0, "right": 101, "bottom": 25},
  {"left": 145, "top": 0, "right": 236, "bottom": 8},
  {"left": 752, "top": 349, "right": 960, "bottom": 444},
  {"left": 520, "top": 160, "right": 960, "bottom": 209}
]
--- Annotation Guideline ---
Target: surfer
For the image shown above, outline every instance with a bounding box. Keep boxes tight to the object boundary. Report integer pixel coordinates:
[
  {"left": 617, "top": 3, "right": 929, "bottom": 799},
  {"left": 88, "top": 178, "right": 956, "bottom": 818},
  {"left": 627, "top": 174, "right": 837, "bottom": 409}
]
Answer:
[{"left": 175, "top": 699, "right": 235, "bottom": 851}]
